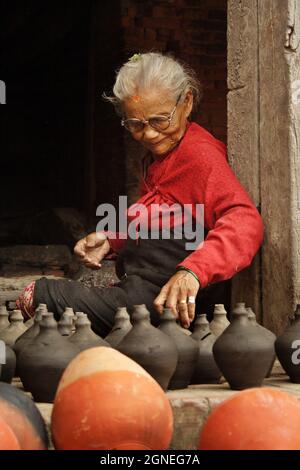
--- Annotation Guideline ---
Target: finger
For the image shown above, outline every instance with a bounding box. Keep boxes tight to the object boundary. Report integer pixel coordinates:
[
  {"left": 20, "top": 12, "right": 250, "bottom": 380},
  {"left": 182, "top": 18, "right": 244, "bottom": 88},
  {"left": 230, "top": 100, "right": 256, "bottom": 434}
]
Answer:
[
  {"left": 154, "top": 285, "right": 170, "bottom": 314},
  {"left": 74, "top": 239, "right": 86, "bottom": 258},
  {"left": 177, "top": 300, "right": 190, "bottom": 328},
  {"left": 165, "top": 286, "right": 180, "bottom": 318},
  {"left": 86, "top": 232, "right": 106, "bottom": 248},
  {"left": 84, "top": 256, "right": 101, "bottom": 268},
  {"left": 84, "top": 260, "right": 101, "bottom": 269},
  {"left": 176, "top": 287, "right": 190, "bottom": 328}
]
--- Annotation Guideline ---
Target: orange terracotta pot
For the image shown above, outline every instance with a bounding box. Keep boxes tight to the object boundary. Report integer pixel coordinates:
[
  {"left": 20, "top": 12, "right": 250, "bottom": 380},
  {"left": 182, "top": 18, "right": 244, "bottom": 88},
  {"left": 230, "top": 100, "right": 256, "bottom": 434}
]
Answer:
[
  {"left": 0, "top": 382, "right": 48, "bottom": 450},
  {"left": 199, "top": 387, "right": 300, "bottom": 450},
  {"left": 0, "top": 417, "right": 20, "bottom": 450},
  {"left": 51, "top": 347, "right": 173, "bottom": 450}
]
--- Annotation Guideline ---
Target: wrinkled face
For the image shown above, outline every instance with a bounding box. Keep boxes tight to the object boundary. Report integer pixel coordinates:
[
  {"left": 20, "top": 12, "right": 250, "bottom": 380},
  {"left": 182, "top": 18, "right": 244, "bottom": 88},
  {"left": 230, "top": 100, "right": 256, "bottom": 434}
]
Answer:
[{"left": 121, "top": 88, "right": 193, "bottom": 157}]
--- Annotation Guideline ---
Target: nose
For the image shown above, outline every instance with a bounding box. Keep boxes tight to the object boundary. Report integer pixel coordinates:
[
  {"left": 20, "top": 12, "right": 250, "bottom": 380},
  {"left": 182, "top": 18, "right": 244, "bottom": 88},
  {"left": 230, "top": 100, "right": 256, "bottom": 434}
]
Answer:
[{"left": 142, "top": 124, "right": 160, "bottom": 141}]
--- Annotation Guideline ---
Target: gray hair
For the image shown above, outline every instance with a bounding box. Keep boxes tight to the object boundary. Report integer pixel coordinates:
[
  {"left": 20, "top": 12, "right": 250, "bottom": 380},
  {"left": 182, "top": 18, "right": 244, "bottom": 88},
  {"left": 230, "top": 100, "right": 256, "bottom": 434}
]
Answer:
[{"left": 103, "top": 52, "right": 202, "bottom": 114}]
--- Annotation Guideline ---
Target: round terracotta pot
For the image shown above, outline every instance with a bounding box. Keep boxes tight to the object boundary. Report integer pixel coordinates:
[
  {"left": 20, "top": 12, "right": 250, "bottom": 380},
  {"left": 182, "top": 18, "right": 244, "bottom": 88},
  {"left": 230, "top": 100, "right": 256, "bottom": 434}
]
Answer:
[
  {"left": 0, "top": 382, "right": 48, "bottom": 449},
  {"left": 199, "top": 387, "right": 300, "bottom": 450},
  {"left": 51, "top": 347, "right": 173, "bottom": 450}
]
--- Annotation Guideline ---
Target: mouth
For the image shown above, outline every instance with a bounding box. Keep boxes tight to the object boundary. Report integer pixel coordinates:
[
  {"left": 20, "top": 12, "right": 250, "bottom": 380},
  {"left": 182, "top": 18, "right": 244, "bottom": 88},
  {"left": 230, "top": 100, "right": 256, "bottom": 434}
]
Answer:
[{"left": 147, "top": 139, "right": 165, "bottom": 148}]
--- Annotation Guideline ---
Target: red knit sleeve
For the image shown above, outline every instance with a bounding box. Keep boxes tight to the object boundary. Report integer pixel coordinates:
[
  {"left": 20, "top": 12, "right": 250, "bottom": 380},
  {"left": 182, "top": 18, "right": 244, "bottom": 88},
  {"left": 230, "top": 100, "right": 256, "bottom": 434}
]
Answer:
[{"left": 176, "top": 142, "right": 264, "bottom": 287}]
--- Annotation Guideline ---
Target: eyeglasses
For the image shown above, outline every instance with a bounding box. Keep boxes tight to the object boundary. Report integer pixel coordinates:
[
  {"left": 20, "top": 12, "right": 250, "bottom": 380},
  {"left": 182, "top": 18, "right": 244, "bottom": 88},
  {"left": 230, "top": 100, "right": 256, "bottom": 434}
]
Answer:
[{"left": 121, "top": 93, "right": 182, "bottom": 133}]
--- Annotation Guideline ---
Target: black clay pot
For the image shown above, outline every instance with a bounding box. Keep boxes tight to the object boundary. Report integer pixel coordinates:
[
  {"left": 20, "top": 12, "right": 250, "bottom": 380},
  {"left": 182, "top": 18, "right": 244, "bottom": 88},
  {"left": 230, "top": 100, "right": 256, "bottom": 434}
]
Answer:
[
  {"left": 190, "top": 314, "right": 222, "bottom": 384},
  {"left": 14, "top": 306, "right": 44, "bottom": 358},
  {"left": 213, "top": 303, "right": 275, "bottom": 390},
  {"left": 117, "top": 304, "right": 178, "bottom": 391},
  {"left": 209, "top": 304, "right": 230, "bottom": 337},
  {"left": 58, "top": 311, "right": 73, "bottom": 336},
  {"left": 158, "top": 308, "right": 198, "bottom": 389},
  {"left": 247, "top": 307, "right": 276, "bottom": 378},
  {"left": 275, "top": 304, "right": 300, "bottom": 383},
  {"left": 0, "top": 310, "right": 27, "bottom": 347},
  {"left": 1, "top": 345, "right": 16, "bottom": 384},
  {"left": 0, "top": 306, "right": 10, "bottom": 332},
  {"left": 63, "top": 307, "right": 76, "bottom": 332},
  {"left": 105, "top": 307, "right": 132, "bottom": 347},
  {"left": 18, "top": 312, "right": 79, "bottom": 402},
  {"left": 69, "top": 313, "right": 109, "bottom": 351}
]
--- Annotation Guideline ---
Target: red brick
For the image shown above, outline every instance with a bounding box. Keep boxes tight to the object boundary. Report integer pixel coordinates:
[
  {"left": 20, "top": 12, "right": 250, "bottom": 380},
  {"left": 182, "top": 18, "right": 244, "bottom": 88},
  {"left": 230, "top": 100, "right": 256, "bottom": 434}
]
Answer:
[
  {"left": 121, "top": 16, "right": 133, "bottom": 28},
  {"left": 157, "top": 28, "right": 172, "bottom": 42},
  {"left": 128, "top": 6, "right": 138, "bottom": 17},
  {"left": 143, "top": 17, "right": 181, "bottom": 30},
  {"left": 208, "top": 9, "right": 227, "bottom": 21},
  {"left": 182, "top": 45, "right": 207, "bottom": 56},
  {"left": 144, "top": 28, "right": 157, "bottom": 41},
  {"left": 206, "top": 43, "right": 226, "bottom": 55},
  {"left": 152, "top": 6, "right": 171, "bottom": 17},
  {"left": 126, "top": 27, "right": 144, "bottom": 40},
  {"left": 215, "top": 80, "right": 228, "bottom": 91}
]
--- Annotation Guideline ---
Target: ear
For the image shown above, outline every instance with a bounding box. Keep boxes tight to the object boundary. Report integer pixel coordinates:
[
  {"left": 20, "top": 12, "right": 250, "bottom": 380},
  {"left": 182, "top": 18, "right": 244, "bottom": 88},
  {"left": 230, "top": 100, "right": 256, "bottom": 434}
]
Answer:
[{"left": 184, "top": 90, "right": 193, "bottom": 118}]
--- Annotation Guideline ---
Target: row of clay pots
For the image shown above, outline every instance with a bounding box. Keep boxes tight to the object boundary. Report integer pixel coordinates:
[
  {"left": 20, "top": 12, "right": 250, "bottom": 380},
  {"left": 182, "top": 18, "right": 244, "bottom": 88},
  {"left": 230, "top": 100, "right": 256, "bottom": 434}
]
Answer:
[{"left": 2, "top": 300, "right": 297, "bottom": 398}]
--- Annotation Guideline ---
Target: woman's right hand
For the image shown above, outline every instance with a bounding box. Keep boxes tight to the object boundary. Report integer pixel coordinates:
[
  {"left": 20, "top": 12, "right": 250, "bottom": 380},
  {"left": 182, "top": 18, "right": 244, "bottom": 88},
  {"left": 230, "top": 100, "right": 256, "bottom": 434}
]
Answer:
[{"left": 74, "top": 232, "right": 111, "bottom": 269}]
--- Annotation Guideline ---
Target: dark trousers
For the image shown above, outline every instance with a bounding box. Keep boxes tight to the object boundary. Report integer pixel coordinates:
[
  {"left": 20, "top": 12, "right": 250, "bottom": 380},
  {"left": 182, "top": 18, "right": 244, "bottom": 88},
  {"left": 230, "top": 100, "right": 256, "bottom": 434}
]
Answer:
[{"left": 34, "top": 236, "right": 230, "bottom": 336}]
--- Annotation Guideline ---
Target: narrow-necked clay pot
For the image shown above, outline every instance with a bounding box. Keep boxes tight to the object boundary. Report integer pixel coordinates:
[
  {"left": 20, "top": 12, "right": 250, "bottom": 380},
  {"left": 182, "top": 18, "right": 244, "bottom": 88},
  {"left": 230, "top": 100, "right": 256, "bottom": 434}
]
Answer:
[
  {"left": 158, "top": 308, "right": 198, "bottom": 389},
  {"left": 0, "top": 306, "right": 10, "bottom": 332},
  {"left": 105, "top": 307, "right": 132, "bottom": 347},
  {"left": 69, "top": 313, "right": 109, "bottom": 351},
  {"left": 0, "top": 311, "right": 27, "bottom": 348},
  {"left": 213, "top": 303, "right": 275, "bottom": 390},
  {"left": 63, "top": 307, "right": 76, "bottom": 332},
  {"left": 14, "top": 306, "right": 45, "bottom": 357},
  {"left": 247, "top": 307, "right": 276, "bottom": 377},
  {"left": 18, "top": 312, "right": 79, "bottom": 402},
  {"left": 58, "top": 312, "right": 73, "bottom": 336},
  {"left": 190, "top": 314, "right": 222, "bottom": 384},
  {"left": 275, "top": 304, "right": 300, "bottom": 383},
  {"left": 209, "top": 304, "right": 230, "bottom": 337},
  {"left": 1, "top": 345, "right": 16, "bottom": 384},
  {"left": 117, "top": 304, "right": 178, "bottom": 391}
]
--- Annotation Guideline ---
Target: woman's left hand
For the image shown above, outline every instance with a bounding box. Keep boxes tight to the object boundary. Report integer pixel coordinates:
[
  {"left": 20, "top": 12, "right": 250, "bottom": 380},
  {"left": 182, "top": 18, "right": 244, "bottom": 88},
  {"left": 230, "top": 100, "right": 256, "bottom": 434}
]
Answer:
[{"left": 154, "top": 270, "right": 200, "bottom": 328}]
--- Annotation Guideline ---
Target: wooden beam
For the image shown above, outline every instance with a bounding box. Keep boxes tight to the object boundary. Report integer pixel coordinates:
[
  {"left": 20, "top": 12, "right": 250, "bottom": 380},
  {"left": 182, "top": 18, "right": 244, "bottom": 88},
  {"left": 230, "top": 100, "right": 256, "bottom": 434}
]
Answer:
[
  {"left": 227, "top": 0, "right": 262, "bottom": 322},
  {"left": 258, "top": 0, "right": 300, "bottom": 333}
]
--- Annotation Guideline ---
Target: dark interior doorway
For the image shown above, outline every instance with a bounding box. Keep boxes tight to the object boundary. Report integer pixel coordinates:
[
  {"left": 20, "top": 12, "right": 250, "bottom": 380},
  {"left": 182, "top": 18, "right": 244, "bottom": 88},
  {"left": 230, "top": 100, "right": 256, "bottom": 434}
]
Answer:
[{"left": 0, "top": 0, "right": 126, "bottom": 243}]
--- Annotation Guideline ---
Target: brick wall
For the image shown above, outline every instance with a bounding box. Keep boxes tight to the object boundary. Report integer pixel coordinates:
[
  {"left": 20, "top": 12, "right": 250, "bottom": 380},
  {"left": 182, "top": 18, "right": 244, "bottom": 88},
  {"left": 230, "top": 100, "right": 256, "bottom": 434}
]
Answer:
[{"left": 120, "top": 0, "right": 227, "bottom": 202}]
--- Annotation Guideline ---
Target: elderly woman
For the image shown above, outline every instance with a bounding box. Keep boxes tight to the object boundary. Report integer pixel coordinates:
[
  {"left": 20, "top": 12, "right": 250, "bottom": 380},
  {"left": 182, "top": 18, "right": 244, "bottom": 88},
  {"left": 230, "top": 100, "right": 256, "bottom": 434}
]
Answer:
[{"left": 17, "top": 52, "right": 263, "bottom": 334}]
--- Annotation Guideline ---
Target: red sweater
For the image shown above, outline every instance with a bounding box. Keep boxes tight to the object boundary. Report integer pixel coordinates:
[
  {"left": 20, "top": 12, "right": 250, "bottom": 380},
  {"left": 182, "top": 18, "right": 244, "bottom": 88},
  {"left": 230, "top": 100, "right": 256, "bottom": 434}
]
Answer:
[{"left": 108, "top": 122, "right": 264, "bottom": 288}]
